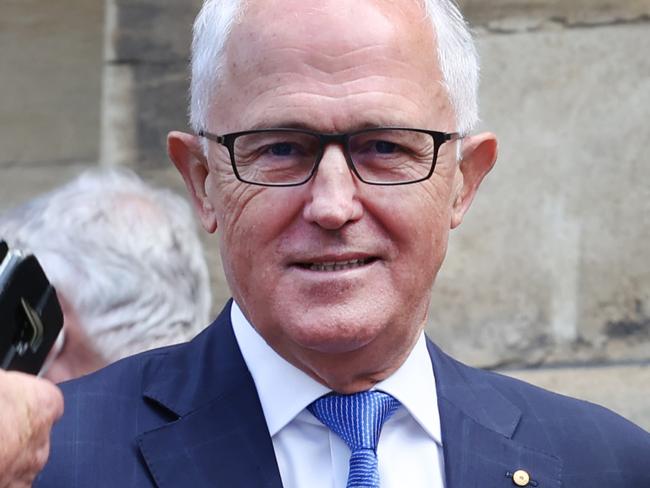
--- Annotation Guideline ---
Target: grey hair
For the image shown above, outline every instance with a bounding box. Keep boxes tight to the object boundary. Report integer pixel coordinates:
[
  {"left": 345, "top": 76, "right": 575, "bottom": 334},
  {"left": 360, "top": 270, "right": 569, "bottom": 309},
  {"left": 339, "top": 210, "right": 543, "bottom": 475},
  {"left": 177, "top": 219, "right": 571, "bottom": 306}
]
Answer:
[
  {"left": 0, "top": 169, "right": 212, "bottom": 361},
  {"left": 189, "top": 0, "right": 479, "bottom": 136}
]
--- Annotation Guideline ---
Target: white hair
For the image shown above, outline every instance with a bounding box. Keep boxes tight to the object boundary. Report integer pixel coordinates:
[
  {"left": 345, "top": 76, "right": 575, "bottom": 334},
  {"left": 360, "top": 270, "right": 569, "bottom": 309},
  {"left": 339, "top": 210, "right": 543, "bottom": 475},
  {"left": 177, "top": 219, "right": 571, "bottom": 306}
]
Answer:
[
  {"left": 0, "top": 169, "right": 212, "bottom": 361},
  {"left": 189, "top": 0, "right": 479, "bottom": 136}
]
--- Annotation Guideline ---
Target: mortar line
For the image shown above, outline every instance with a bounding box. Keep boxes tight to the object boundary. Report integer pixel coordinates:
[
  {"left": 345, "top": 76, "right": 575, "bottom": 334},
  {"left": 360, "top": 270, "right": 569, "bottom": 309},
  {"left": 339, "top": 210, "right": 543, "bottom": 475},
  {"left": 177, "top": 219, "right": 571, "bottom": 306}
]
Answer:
[
  {"left": 496, "top": 357, "right": 650, "bottom": 372},
  {"left": 475, "top": 14, "right": 650, "bottom": 36}
]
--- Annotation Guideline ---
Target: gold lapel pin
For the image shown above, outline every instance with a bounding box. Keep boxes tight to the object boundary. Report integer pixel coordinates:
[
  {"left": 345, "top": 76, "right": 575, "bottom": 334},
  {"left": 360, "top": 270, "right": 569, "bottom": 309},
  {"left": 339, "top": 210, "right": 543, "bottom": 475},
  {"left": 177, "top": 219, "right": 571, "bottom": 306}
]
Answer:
[{"left": 505, "top": 469, "right": 537, "bottom": 487}]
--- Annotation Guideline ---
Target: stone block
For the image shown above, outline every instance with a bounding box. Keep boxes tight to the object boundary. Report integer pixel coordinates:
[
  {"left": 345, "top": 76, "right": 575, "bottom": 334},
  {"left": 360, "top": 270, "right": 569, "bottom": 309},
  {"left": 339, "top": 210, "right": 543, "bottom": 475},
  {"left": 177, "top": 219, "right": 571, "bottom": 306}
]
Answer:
[
  {"left": 459, "top": 0, "right": 650, "bottom": 31},
  {"left": 0, "top": 0, "right": 103, "bottom": 166},
  {"left": 101, "top": 0, "right": 203, "bottom": 168},
  {"left": 131, "top": 63, "right": 192, "bottom": 168},
  {"left": 427, "top": 24, "right": 650, "bottom": 367},
  {"left": 110, "top": 0, "right": 203, "bottom": 63}
]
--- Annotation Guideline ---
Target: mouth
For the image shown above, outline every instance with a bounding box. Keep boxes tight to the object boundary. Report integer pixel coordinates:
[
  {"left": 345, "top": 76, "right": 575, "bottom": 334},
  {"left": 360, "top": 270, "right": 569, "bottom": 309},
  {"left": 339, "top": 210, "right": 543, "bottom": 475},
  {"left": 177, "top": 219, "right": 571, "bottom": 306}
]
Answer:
[{"left": 294, "top": 257, "right": 379, "bottom": 272}]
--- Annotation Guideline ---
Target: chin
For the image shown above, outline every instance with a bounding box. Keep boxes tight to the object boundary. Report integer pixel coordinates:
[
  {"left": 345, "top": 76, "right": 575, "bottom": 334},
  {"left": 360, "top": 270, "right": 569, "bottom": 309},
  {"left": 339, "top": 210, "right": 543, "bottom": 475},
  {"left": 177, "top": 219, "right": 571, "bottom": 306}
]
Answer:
[{"left": 286, "top": 314, "right": 385, "bottom": 355}]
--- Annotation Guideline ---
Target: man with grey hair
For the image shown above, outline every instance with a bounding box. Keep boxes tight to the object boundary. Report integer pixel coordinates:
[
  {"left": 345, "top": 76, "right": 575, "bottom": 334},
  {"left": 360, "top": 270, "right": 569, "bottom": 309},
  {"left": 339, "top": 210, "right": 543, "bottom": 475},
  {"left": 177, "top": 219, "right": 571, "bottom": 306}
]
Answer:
[
  {"left": 0, "top": 169, "right": 211, "bottom": 382},
  {"left": 38, "top": 1, "right": 649, "bottom": 487}
]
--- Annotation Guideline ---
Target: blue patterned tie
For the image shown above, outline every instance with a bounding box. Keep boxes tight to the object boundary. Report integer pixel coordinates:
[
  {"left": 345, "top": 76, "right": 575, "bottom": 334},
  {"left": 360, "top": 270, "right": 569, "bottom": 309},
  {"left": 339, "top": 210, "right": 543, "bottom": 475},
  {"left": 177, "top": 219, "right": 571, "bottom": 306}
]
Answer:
[{"left": 308, "top": 391, "right": 401, "bottom": 488}]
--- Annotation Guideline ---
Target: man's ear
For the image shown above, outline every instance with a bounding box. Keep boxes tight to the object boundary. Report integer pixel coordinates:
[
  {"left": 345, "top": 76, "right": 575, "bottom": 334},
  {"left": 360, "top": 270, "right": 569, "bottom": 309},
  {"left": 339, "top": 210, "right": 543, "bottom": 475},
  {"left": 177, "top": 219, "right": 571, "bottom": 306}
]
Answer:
[
  {"left": 168, "top": 131, "right": 218, "bottom": 233},
  {"left": 451, "top": 132, "right": 498, "bottom": 229}
]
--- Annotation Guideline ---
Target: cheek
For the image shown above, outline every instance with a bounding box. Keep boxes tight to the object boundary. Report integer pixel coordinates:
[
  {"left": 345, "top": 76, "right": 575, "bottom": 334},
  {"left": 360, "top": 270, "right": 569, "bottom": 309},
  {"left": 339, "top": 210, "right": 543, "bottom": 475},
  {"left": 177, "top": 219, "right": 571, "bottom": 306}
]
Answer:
[
  {"left": 384, "top": 182, "right": 454, "bottom": 275},
  {"left": 383, "top": 179, "right": 453, "bottom": 242},
  {"left": 218, "top": 220, "right": 259, "bottom": 310},
  {"left": 215, "top": 185, "right": 303, "bottom": 291},
  {"left": 211, "top": 180, "right": 263, "bottom": 291},
  {"left": 420, "top": 200, "right": 453, "bottom": 263},
  {"left": 405, "top": 215, "right": 450, "bottom": 281}
]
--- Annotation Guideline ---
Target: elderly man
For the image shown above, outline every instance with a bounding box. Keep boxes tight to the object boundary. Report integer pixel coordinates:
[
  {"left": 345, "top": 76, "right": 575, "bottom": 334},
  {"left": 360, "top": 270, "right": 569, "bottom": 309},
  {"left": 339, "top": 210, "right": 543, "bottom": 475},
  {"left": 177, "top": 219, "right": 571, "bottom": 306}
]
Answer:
[
  {"left": 37, "top": 1, "right": 650, "bottom": 487},
  {"left": 0, "top": 169, "right": 211, "bottom": 382}
]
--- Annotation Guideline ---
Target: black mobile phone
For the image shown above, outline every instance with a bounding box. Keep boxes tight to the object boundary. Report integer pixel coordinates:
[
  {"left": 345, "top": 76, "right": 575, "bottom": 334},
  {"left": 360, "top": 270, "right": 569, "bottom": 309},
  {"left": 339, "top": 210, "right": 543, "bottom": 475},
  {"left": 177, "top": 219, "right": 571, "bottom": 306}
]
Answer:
[
  {"left": 0, "top": 241, "right": 7, "bottom": 262},
  {"left": 0, "top": 240, "right": 64, "bottom": 375}
]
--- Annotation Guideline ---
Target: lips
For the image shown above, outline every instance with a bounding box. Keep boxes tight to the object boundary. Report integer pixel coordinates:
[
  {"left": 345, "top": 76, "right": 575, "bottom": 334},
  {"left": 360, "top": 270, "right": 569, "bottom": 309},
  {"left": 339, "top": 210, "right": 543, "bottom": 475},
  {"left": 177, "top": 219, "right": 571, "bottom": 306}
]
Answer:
[{"left": 298, "top": 258, "right": 376, "bottom": 271}]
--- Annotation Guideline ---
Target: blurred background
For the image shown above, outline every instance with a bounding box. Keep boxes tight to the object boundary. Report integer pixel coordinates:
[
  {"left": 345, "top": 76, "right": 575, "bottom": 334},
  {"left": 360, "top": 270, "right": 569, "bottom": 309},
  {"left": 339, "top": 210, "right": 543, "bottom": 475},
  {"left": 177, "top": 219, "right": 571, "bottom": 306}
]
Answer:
[{"left": 1, "top": 0, "right": 648, "bottom": 428}]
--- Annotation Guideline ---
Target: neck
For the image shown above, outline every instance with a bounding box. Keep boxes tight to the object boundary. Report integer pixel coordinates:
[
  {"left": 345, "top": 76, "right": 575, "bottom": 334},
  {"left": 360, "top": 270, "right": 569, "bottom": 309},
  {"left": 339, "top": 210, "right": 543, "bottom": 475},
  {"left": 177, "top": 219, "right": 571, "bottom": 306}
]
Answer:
[{"left": 285, "top": 330, "right": 422, "bottom": 394}]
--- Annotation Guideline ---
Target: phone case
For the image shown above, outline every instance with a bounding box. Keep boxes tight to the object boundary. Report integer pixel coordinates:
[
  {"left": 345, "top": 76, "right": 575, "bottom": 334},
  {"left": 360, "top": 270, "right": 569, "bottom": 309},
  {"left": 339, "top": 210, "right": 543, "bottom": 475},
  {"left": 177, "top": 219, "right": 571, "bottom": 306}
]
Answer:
[{"left": 0, "top": 247, "right": 64, "bottom": 374}]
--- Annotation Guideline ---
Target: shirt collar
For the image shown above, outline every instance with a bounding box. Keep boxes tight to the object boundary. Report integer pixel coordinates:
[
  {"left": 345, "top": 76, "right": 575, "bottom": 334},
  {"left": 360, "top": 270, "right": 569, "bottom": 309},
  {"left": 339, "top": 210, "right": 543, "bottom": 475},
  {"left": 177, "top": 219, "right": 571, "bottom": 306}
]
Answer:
[{"left": 231, "top": 301, "right": 441, "bottom": 445}]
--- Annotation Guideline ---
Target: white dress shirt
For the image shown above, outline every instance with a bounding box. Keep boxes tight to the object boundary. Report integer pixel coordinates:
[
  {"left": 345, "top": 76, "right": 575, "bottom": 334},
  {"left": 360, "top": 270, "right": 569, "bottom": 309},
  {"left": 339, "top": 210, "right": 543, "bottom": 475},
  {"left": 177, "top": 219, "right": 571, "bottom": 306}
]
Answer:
[{"left": 231, "top": 302, "right": 446, "bottom": 488}]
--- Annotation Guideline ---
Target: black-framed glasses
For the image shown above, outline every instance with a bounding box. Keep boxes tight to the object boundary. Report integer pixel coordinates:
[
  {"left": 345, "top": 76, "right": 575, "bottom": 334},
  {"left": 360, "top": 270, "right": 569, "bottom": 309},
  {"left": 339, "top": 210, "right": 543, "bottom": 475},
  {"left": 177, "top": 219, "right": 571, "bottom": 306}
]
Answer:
[{"left": 198, "top": 127, "right": 461, "bottom": 187}]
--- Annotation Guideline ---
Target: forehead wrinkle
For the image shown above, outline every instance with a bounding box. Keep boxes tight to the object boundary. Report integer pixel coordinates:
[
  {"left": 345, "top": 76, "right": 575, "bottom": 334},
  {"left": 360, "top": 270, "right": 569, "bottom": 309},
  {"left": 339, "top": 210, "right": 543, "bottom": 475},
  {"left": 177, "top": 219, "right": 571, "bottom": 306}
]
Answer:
[
  {"left": 235, "top": 84, "right": 449, "bottom": 130},
  {"left": 239, "top": 102, "right": 432, "bottom": 134},
  {"left": 232, "top": 47, "right": 426, "bottom": 87},
  {"left": 221, "top": 80, "right": 450, "bottom": 134},
  {"left": 252, "top": 44, "right": 400, "bottom": 62},
  {"left": 217, "top": 83, "right": 451, "bottom": 134},
  {"left": 243, "top": 74, "right": 429, "bottom": 99}
]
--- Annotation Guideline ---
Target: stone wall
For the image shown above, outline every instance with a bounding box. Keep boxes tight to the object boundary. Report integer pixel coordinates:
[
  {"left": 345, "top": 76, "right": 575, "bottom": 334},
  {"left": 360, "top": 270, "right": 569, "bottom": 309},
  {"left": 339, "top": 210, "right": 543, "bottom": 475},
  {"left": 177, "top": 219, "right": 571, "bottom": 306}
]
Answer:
[
  {"left": 100, "top": 0, "right": 203, "bottom": 167},
  {"left": 0, "top": 0, "right": 103, "bottom": 167},
  {"left": 0, "top": 0, "right": 648, "bottom": 428},
  {"left": 436, "top": 2, "right": 650, "bottom": 369}
]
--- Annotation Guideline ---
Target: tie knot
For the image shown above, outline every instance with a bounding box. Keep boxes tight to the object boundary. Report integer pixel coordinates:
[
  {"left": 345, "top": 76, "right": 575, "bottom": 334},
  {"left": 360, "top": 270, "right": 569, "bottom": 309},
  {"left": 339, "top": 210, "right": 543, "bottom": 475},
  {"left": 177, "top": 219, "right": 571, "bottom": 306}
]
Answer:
[{"left": 308, "top": 390, "right": 400, "bottom": 451}]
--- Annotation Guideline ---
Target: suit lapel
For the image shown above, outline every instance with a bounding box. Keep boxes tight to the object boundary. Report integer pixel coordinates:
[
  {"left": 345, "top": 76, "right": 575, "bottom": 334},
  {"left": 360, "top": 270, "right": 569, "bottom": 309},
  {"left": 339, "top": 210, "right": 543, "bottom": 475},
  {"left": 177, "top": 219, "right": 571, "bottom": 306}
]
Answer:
[
  {"left": 134, "top": 304, "right": 562, "bottom": 487},
  {"left": 428, "top": 340, "right": 562, "bottom": 488},
  {"left": 137, "top": 383, "right": 282, "bottom": 488},
  {"left": 137, "top": 301, "right": 283, "bottom": 488}
]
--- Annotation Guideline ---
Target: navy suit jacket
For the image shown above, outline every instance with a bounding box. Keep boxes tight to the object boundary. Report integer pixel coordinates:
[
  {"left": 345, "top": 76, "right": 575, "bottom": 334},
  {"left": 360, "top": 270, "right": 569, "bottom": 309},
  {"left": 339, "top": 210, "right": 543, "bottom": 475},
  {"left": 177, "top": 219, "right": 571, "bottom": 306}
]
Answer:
[{"left": 37, "top": 301, "right": 650, "bottom": 487}]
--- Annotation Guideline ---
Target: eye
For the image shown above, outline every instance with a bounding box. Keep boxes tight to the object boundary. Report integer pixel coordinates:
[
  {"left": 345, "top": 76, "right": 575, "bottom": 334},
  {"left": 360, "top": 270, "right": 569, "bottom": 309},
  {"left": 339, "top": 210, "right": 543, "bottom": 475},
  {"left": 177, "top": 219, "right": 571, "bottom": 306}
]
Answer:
[
  {"left": 270, "top": 142, "right": 295, "bottom": 156},
  {"left": 373, "top": 140, "right": 398, "bottom": 154}
]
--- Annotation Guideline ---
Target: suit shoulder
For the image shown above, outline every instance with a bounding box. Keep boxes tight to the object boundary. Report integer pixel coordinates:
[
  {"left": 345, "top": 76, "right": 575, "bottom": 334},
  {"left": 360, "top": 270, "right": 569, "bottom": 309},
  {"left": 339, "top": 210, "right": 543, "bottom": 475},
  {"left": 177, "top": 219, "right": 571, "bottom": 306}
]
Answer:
[
  {"left": 470, "top": 364, "right": 650, "bottom": 480},
  {"left": 481, "top": 366, "right": 645, "bottom": 428},
  {"left": 59, "top": 342, "right": 181, "bottom": 398},
  {"left": 36, "top": 343, "right": 187, "bottom": 488},
  {"left": 53, "top": 342, "right": 187, "bottom": 435}
]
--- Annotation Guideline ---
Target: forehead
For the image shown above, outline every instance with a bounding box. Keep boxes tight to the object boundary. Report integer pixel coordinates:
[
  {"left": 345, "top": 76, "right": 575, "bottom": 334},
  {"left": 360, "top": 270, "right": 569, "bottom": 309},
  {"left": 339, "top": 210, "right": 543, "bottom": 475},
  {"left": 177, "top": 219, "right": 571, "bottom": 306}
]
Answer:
[
  {"left": 237, "top": 0, "right": 429, "bottom": 54},
  {"left": 213, "top": 0, "right": 452, "bottom": 132}
]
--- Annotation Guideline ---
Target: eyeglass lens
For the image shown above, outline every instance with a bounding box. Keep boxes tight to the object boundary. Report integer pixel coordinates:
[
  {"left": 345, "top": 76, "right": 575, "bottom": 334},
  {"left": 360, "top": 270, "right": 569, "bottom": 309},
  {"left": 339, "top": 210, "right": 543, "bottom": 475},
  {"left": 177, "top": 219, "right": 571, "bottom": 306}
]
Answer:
[{"left": 231, "top": 129, "right": 437, "bottom": 185}]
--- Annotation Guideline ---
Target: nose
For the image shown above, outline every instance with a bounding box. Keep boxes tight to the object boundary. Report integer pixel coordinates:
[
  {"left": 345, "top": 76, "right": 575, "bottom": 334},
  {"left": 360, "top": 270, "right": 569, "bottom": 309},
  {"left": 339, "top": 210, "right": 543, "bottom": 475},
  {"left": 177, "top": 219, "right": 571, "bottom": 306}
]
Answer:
[{"left": 302, "top": 145, "right": 363, "bottom": 230}]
